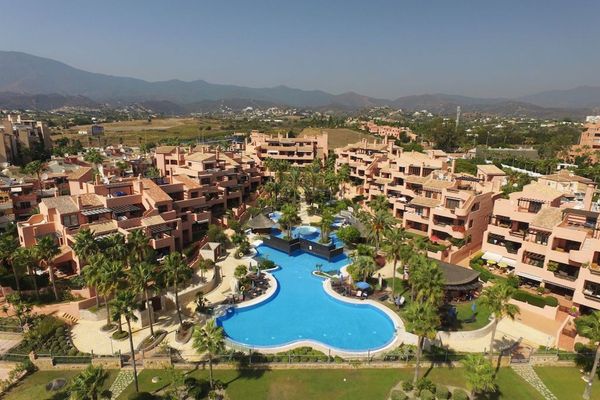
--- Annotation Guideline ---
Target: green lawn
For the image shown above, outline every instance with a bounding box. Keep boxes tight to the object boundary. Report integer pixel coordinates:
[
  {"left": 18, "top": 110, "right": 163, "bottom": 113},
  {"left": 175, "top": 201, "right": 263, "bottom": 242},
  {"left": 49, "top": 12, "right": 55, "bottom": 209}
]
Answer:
[
  {"left": 4, "top": 369, "right": 118, "bottom": 400},
  {"left": 535, "top": 367, "right": 600, "bottom": 400},
  {"left": 116, "top": 367, "right": 542, "bottom": 400}
]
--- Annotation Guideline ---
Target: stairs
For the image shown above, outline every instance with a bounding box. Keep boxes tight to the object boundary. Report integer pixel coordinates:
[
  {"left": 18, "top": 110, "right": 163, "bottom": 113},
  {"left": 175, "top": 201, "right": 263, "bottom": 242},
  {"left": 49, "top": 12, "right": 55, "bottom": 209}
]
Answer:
[{"left": 62, "top": 313, "right": 78, "bottom": 324}]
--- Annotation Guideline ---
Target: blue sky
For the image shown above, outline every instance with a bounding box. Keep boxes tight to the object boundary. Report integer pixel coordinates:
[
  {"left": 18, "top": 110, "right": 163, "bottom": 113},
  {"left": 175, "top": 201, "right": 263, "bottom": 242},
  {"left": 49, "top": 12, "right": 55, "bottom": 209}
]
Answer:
[{"left": 2, "top": 0, "right": 599, "bottom": 98}]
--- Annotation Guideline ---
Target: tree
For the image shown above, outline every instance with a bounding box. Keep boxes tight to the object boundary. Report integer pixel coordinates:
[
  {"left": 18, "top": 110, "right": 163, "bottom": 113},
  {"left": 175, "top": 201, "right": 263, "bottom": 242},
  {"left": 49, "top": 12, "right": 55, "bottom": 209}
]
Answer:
[
  {"left": 130, "top": 262, "right": 158, "bottom": 338},
  {"left": 368, "top": 195, "right": 389, "bottom": 214},
  {"left": 382, "top": 228, "right": 410, "bottom": 296},
  {"left": 101, "top": 234, "right": 128, "bottom": 264},
  {"left": 463, "top": 354, "right": 496, "bottom": 398},
  {"left": 127, "top": 229, "right": 151, "bottom": 265},
  {"left": 5, "top": 293, "right": 32, "bottom": 329},
  {"left": 115, "top": 160, "right": 129, "bottom": 177},
  {"left": 68, "top": 364, "right": 109, "bottom": 400},
  {"left": 192, "top": 320, "right": 225, "bottom": 389},
  {"left": 110, "top": 291, "right": 139, "bottom": 393},
  {"left": 337, "top": 163, "right": 350, "bottom": 197},
  {"left": 0, "top": 232, "right": 22, "bottom": 294},
  {"left": 286, "top": 167, "right": 302, "bottom": 205},
  {"left": 22, "top": 160, "right": 45, "bottom": 195},
  {"left": 576, "top": 311, "right": 600, "bottom": 400},
  {"left": 84, "top": 149, "right": 105, "bottom": 170},
  {"left": 348, "top": 255, "right": 377, "bottom": 282},
  {"left": 234, "top": 264, "right": 248, "bottom": 280},
  {"left": 362, "top": 209, "right": 393, "bottom": 252},
  {"left": 336, "top": 226, "right": 361, "bottom": 247},
  {"left": 319, "top": 209, "right": 334, "bottom": 244},
  {"left": 409, "top": 257, "right": 444, "bottom": 305},
  {"left": 88, "top": 255, "right": 125, "bottom": 328},
  {"left": 404, "top": 302, "right": 439, "bottom": 384},
  {"left": 478, "top": 283, "right": 519, "bottom": 362},
  {"left": 12, "top": 247, "right": 39, "bottom": 299},
  {"left": 72, "top": 229, "right": 99, "bottom": 268},
  {"left": 279, "top": 204, "right": 301, "bottom": 239},
  {"left": 33, "top": 235, "right": 60, "bottom": 301},
  {"left": 164, "top": 252, "right": 191, "bottom": 328}
]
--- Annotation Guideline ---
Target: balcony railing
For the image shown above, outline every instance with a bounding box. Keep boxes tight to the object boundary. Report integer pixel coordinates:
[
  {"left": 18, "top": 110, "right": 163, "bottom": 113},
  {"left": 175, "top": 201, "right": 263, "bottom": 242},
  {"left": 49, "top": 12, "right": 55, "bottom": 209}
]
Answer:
[{"left": 553, "top": 271, "right": 577, "bottom": 281}]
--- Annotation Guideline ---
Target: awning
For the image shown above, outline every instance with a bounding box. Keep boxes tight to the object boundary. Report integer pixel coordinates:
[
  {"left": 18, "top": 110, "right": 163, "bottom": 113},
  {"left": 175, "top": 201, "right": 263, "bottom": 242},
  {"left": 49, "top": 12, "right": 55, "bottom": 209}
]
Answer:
[
  {"left": 501, "top": 257, "right": 517, "bottom": 267},
  {"left": 482, "top": 251, "right": 503, "bottom": 263},
  {"left": 150, "top": 224, "right": 172, "bottom": 235},
  {"left": 110, "top": 204, "right": 141, "bottom": 214},
  {"left": 81, "top": 207, "right": 112, "bottom": 216},
  {"left": 517, "top": 272, "right": 543, "bottom": 282},
  {"left": 544, "top": 280, "right": 575, "bottom": 291}
]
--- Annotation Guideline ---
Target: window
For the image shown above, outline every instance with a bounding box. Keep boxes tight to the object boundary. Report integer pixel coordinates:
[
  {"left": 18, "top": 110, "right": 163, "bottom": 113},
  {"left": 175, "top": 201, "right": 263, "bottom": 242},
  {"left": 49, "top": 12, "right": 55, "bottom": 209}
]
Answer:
[
  {"left": 471, "top": 202, "right": 480, "bottom": 212},
  {"left": 158, "top": 205, "right": 168, "bottom": 213},
  {"left": 469, "top": 220, "right": 474, "bottom": 228},
  {"left": 535, "top": 232, "right": 549, "bottom": 245},
  {"left": 446, "top": 198, "right": 460, "bottom": 210},
  {"left": 528, "top": 201, "right": 543, "bottom": 213},
  {"left": 62, "top": 214, "right": 79, "bottom": 227}
]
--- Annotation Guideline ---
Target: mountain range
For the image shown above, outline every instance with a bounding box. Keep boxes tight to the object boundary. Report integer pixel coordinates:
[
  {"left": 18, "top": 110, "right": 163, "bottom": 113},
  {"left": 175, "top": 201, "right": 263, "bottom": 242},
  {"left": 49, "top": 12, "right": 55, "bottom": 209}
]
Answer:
[{"left": 0, "top": 50, "right": 599, "bottom": 118}]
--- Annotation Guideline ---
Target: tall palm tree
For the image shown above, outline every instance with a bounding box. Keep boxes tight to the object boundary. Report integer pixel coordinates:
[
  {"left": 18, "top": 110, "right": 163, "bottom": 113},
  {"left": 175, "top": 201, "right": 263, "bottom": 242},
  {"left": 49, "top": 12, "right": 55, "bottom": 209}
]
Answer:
[
  {"left": 279, "top": 204, "right": 301, "bottom": 239},
  {"left": 404, "top": 302, "right": 440, "bottom": 385},
  {"left": 82, "top": 255, "right": 103, "bottom": 308},
  {"left": 319, "top": 209, "right": 334, "bottom": 244},
  {"left": 364, "top": 209, "right": 393, "bottom": 252},
  {"left": 127, "top": 229, "right": 150, "bottom": 264},
  {"left": 192, "top": 320, "right": 225, "bottom": 389},
  {"left": 33, "top": 235, "right": 60, "bottom": 300},
  {"left": 382, "top": 228, "right": 410, "bottom": 296},
  {"left": 68, "top": 364, "right": 109, "bottom": 400},
  {"left": 350, "top": 255, "right": 377, "bottom": 282},
  {"left": 576, "top": 311, "right": 600, "bottom": 399},
  {"left": 102, "top": 234, "right": 128, "bottom": 264},
  {"left": 12, "top": 247, "right": 38, "bottom": 299},
  {"left": 111, "top": 290, "right": 140, "bottom": 393},
  {"left": 129, "top": 262, "right": 157, "bottom": 337},
  {"left": 22, "top": 160, "right": 45, "bottom": 196},
  {"left": 478, "top": 283, "right": 520, "bottom": 362},
  {"left": 463, "top": 354, "right": 496, "bottom": 398},
  {"left": 337, "top": 163, "right": 350, "bottom": 197},
  {"left": 287, "top": 167, "right": 302, "bottom": 205},
  {"left": 164, "top": 252, "right": 191, "bottom": 328},
  {"left": 409, "top": 257, "right": 444, "bottom": 305},
  {"left": 0, "top": 232, "right": 21, "bottom": 294},
  {"left": 72, "top": 228, "right": 99, "bottom": 268}
]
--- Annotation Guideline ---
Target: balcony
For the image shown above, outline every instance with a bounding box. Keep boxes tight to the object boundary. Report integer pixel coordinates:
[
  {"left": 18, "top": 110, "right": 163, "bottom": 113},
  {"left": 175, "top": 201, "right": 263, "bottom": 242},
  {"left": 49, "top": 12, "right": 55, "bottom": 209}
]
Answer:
[{"left": 550, "top": 262, "right": 579, "bottom": 282}]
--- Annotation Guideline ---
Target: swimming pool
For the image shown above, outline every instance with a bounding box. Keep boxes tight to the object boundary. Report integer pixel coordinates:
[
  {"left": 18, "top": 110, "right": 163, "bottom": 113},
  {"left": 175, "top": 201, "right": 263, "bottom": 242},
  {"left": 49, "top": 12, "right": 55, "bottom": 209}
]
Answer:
[
  {"left": 271, "top": 226, "right": 344, "bottom": 248},
  {"left": 217, "top": 244, "right": 397, "bottom": 352}
]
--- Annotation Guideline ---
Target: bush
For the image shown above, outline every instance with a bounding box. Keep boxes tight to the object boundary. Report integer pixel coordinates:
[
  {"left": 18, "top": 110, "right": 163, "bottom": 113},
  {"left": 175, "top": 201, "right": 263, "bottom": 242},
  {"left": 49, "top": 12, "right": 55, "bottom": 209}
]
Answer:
[
  {"left": 544, "top": 296, "right": 559, "bottom": 307},
  {"left": 436, "top": 385, "right": 450, "bottom": 399},
  {"left": 416, "top": 377, "right": 435, "bottom": 394},
  {"left": 453, "top": 389, "right": 469, "bottom": 400},
  {"left": 336, "top": 226, "right": 361, "bottom": 245},
  {"left": 506, "top": 273, "right": 520, "bottom": 288},
  {"left": 128, "top": 392, "right": 157, "bottom": 400},
  {"left": 258, "top": 259, "right": 276, "bottom": 270},
  {"left": 401, "top": 380, "right": 414, "bottom": 392},
  {"left": 112, "top": 330, "right": 129, "bottom": 340},
  {"left": 419, "top": 389, "right": 435, "bottom": 400},
  {"left": 513, "top": 290, "right": 547, "bottom": 308},
  {"left": 390, "top": 389, "right": 408, "bottom": 400}
]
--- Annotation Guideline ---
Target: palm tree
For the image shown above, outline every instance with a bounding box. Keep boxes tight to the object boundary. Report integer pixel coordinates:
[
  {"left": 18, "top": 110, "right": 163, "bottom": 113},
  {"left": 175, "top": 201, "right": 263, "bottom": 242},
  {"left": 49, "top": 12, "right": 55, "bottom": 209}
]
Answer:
[
  {"left": 478, "top": 283, "right": 520, "bottom": 362},
  {"left": 337, "top": 163, "right": 350, "bottom": 197},
  {"left": 287, "top": 167, "right": 302, "bottom": 204},
  {"left": 319, "top": 209, "right": 334, "bottom": 244},
  {"left": 279, "top": 204, "right": 301, "bottom": 239},
  {"left": 102, "top": 234, "right": 128, "bottom": 264},
  {"left": 364, "top": 209, "right": 393, "bottom": 252},
  {"left": 72, "top": 228, "right": 99, "bottom": 268},
  {"left": 350, "top": 255, "right": 377, "bottom": 282},
  {"left": 68, "top": 364, "right": 109, "bottom": 400},
  {"left": 0, "top": 232, "right": 21, "bottom": 294},
  {"left": 84, "top": 149, "right": 105, "bottom": 171},
  {"left": 576, "top": 311, "right": 600, "bottom": 399},
  {"left": 82, "top": 256, "right": 103, "bottom": 308},
  {"left": 33, "top": 235, "right": 60, "bottom": 300},
  {"left": 127, "top": 229, "right": 150, "bottom": 264},
  {"left": 111, "top": 290, "right": 140, "bottom": 393},
  {"left": 409, "top": 257, "right": 444, "bottom": 305},
  {"left": 164, "top": 252, "right": 191, "bottom": 328},
  {"left": 22, "top": 160, "right": 45, "bottom": 195},
  {"left": 130, "top": 262, "right": 157, "bottom": 338},
  {"left": 404, "top": 302, "right": 440, "bottom": 385},
  {"left": 382, "top": 228, "right": 410, "bottom": 296},
  {"left": 463, "top": 354, "right": 496, "bottom": 398},
  {"left": 192, "top": 320, "right": 225, "bottom": 389},
  {"left": 12, "top": 247, "right": 38, "bottom": 299},
  {"left": 89, "top": 255, "right": 125, "bottom": 328}
]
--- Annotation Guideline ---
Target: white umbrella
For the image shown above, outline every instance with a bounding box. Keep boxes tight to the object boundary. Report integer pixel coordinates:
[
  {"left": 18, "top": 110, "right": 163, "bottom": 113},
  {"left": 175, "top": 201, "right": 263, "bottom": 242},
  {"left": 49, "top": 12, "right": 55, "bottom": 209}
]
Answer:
[{"left": 230, "top": 278, "right": 240, "bottom": 294}]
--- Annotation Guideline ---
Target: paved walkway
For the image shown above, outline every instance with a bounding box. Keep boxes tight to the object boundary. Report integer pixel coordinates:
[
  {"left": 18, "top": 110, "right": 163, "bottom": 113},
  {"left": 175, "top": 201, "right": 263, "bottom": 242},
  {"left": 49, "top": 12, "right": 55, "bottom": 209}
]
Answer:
[
  {"left": 511, "top": 364, "right": 558, "bottom": 400},
  {"left": 109, "top": 370, "right": 135, "bottom": 400}
]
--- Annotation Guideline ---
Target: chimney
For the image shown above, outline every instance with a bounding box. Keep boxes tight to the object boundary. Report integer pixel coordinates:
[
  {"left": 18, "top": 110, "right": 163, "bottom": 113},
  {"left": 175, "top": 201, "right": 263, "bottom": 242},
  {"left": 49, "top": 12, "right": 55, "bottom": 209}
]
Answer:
[
  {"left": 451, "top": 159, "right": 457, "bottom": 174},
  {"left": 583, "top": 184, "right": 595, "bottom": 211}
]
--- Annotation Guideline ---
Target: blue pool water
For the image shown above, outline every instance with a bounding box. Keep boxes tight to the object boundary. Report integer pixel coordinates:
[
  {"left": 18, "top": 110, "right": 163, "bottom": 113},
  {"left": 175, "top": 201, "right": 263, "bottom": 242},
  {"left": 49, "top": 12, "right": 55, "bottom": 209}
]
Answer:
[
  {"left": 272, "top": 226, "right": 344, "bottom": 248},
  {"left": 217, "top": 244, "right": 397, "bottom": 352}
]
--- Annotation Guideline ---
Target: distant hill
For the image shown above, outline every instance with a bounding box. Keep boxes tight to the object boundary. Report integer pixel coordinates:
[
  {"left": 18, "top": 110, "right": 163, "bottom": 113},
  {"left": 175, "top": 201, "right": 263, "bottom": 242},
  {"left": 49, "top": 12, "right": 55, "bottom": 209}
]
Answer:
[{"left": 0, "top": 50, "right": 595, "bottom": 118}]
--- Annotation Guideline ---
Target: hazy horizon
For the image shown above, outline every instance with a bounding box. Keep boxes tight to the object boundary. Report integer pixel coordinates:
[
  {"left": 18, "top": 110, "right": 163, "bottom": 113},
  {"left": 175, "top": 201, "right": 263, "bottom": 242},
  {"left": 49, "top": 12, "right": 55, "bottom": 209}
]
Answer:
[{"left": 1, "top": 0, "right": 599, "bottom": 99}]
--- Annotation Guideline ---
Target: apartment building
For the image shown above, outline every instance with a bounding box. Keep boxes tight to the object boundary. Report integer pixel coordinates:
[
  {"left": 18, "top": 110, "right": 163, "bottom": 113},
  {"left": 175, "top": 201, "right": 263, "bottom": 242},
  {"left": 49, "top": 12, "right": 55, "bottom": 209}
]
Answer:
[
  {"left": 362, "top": 121, "right": 417, "bottom": 141},
  {"left": 245, "top": 130, "right": 328, "bottom": 166},
  {"left": 569, "top": 122, "right": 600, "bottom": 162},
  {"left": 0, "top": 114, "right": 52, "bottom": 164},
  {"left": 481, "top": 176, "right": 600, "bottom": 312},
  {"left": 335, "top": 139, "right": 504, "bottom": 263}
]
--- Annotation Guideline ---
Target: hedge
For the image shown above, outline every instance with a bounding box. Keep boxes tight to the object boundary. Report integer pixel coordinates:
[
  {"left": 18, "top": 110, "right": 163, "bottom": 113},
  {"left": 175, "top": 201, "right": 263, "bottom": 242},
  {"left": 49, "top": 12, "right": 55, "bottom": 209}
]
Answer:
[{"left": 513, "top": 290, "right": 558, "bottom": 308}]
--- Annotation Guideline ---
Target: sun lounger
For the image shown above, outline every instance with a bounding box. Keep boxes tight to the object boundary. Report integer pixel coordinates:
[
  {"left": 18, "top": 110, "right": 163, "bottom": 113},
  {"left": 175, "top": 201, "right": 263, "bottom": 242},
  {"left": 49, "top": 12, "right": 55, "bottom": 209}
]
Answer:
[{"left": 355, "top": 290, "right": 362, "bottom": 298}]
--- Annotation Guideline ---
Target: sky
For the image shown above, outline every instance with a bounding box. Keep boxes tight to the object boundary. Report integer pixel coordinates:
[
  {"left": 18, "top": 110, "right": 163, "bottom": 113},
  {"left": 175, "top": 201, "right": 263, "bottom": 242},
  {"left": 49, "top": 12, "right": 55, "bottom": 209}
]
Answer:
[{"left": 2, "top": 0, "right": 600, "bottom": 99}]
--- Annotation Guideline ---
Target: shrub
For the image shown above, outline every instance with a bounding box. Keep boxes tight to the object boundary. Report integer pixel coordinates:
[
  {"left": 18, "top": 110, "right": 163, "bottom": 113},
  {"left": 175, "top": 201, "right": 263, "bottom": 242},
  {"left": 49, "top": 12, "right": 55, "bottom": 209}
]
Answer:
[
  {"left": 401, "top": 380, "right": 414, "bottom": 392},
  {"left": 513, "top": 290, "right": 547, "bottom": 308},
  {"left": 419, "top": 389, "right": 435, "bottom": 400},
  {"left": 258, "top": 259, "right": 276, "bottom": 270},
  {"left": 390, "top": 390, "right": 408, "bottom": 400},
  {"left": 416, "top": 377, "right": 435, "bottom": 394},
  {"left": 336, "top": 226, "right": 361, "bottom": 245},
  {"left": 506, "top": 273, "right": 520, "bottom": 288},
  {"left": 544, "top": 296, "right": 559, "bottom": 307},
  {"left": 453, "top": 389, "right": 469, "bottom": 400},
  {"left": 436, "top": 385, "right": 450, "bottom": 399}
]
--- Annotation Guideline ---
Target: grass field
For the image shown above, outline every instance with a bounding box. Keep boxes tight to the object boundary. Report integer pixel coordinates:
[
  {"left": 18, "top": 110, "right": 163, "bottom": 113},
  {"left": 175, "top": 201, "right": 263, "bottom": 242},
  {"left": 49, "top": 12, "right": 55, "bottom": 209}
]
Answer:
[
  {"left": 4, "top": 369, "right": 118, "bottom": 400},
  {"left": 535, "top": 366, "right": 600, "bottom": 400},
  {"left": 300, "top": 127, "right": 375, "bottom": 149},
  {"left": 112, "top": 366, "right": 545, "bottom": 400}
]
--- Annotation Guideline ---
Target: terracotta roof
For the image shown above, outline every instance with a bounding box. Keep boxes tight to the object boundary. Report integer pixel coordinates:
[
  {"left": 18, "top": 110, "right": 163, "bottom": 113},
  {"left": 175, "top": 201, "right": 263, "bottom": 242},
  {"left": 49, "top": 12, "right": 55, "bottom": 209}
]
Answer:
[
  {"left": 404, "top": 175, "right": 428, "bottom": 184},
  {"left": 437, "top": 261, "right": 480, "bottom": 286},
  {"left": 521, "top": 183, "right": 563, "bottom": 202},
  {"left": 477, "top": 164, "right": 505, "bottom": 175},
  {"left": 186, "top": 152, "right": 216, "bottom": 163},
  {"left": 172, "top": 175, "right": 201, "bottom": 189},
  {"left": 219, "top": 154, "right": 239, "bottom": 166},
  {"left": 88, "top": 220, "right": 118, "bottom": 235},
  {"left": 141, "top": 215, "right": 166, "bottom": 226},
  {"left": 542, "top": 170, "right": 593, "bottom": 184},
  {"left": 423, "top": 178, "right": 454, "bottom": 190},
  {"left": 530, "top": 207, "right": 563, "bottom": 230},
  {"left": 409, "top": 196, "right": 442, "bottom": 208},
  {"left": 42, "top": 196, "right": 78, "bottom": 214},
  {"left": 154, "top": 146, "right": 177, "bottom": 154},
  {"left": 141, "top": 179, "right": 172, "bottom": 203},
  {"left": 67, "top": 167, "right": 93, "bottom": 181},
  {"left": 76, "top": 193, "right": 104, "bottom": 208}
]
